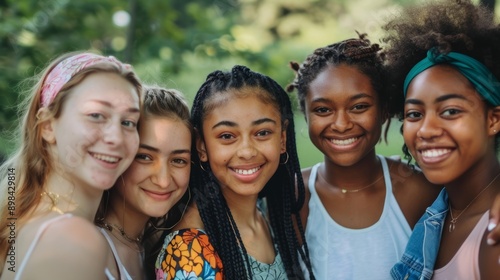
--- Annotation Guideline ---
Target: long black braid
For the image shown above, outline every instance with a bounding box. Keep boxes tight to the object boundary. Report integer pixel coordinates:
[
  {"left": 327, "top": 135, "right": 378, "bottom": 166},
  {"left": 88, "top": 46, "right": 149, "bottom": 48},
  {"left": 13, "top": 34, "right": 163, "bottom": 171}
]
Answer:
[
  {"left": 286, "top": 33, "right": 391, "bottom": 142},
  {"left": 190, "top": 65, "right": 314, "bottom": 279}
]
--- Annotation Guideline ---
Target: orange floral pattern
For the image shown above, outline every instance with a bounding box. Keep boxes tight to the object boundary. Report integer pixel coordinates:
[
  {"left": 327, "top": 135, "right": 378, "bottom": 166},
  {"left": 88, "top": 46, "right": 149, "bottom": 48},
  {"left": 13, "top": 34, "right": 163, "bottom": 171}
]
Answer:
[{"left": 156, "top": 228, "right": 223, "bottom": 280}]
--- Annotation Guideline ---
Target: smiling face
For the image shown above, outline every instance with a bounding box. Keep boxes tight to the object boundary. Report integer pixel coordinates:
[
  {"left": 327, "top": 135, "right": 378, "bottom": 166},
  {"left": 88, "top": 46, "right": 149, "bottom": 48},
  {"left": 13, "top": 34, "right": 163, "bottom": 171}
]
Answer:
[
  {"left": 403, "top": 65, "right": 494, "bottom": 185},
  {"left": 115, "top": 116, "right": 191, "bottom": 220},
  {"left": 47, "top": 72, "right": 140, "bottom": 192},
  {"left": 198, "top": 90, "right": 286, "bottom": 199},
  {"left": 305, "top": 64, "right": 384, "bottom": 167}
]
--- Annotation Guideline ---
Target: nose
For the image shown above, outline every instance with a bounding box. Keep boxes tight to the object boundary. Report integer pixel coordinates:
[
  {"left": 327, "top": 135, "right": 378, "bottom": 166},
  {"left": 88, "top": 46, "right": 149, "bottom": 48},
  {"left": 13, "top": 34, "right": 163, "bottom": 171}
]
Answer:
[
  {"left": 151, "top": 162, "right": 171, "bottom": 189},
  {"left": 102, "top": 122, "right": 124, "bottom": 146},
  {"left": 330, "top": 110, "right": 353, "bottom": 133},
  {"left": 416, "top": 114, "right": 443, "bottom": 140},
  {"left": 236, "top": 137, "right": 257, "bottom": 160}
]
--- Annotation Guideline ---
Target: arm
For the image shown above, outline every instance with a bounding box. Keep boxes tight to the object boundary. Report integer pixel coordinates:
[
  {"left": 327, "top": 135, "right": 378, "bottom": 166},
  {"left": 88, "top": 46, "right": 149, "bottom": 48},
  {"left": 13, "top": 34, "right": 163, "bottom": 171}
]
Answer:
[
  {"left": 155, "top": 228, "right": 223, "bottom": 280},
  {"left": 480, "top": 227, "right": 500, "bottom": 279},
  {"left": 486, "top": 193, "right": 500, "bottom": 245}
]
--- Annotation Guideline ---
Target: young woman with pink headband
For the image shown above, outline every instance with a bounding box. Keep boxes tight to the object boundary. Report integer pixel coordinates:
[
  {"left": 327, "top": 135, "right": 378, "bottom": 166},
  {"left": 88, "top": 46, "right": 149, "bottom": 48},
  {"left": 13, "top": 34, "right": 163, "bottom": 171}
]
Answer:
[{"left": 0, "top": 51, "right": 142, "bottom": 280}]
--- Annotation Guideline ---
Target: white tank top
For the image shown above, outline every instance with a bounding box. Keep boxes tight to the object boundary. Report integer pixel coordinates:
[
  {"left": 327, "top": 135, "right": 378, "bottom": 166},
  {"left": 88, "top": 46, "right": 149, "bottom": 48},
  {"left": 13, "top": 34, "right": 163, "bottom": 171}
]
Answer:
[
  {"left": 14, "top": 214, "right": 73, "bottom": 280},
  {"left": 13, "top": 214, "right": 116, "bottom": 280},
  {"left": 99, "top": 227, "right": 134, "bottom": 280},
  {"left": 305, "top": 155, "right": 412, "bottom": 280}
]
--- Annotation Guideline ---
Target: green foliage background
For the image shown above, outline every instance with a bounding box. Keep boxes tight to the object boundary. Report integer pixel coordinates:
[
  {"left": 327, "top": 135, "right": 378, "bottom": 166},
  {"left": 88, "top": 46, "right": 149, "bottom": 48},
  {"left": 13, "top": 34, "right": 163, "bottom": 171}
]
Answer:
[{"left": 0, "top": 0, "right": 496, "bottom": 167}]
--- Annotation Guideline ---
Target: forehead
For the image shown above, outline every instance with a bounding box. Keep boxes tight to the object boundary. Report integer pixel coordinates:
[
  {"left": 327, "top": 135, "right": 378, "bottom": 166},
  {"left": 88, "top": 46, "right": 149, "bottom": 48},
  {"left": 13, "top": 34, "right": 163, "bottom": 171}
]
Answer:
[
  {"left": 139, "top": 117, "right": 191, "bottom": 148},
  {"left": 407, "top": 65, "right": 479, "bottom": 100},
  {"left": 203, "top": 94, "right": 281, "bottom": 125},
  {"left": 308, "top": 64, "right": 377, "bottom": 98},
  {"left": 203, "top": 87, "right": 279, "bottom": 115},
  {"left": 67, "top": 73, "right": 139, "bottom": 105}
]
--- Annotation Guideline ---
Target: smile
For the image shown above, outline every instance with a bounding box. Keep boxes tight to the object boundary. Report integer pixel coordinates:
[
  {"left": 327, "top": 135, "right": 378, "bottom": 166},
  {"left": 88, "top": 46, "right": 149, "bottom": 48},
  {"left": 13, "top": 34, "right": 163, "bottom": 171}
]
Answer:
[
  {"left": 420, "top": 149, "right": 451, "bottom": 158},
  {"left": 330, "top": 137, "right": 358, "bottom": 146},
  {"left": 233, "top": 166, "right": 261, "bottom": 175},
  {"left": 91, "top": 153, "right": 120, "bottom": 163}
]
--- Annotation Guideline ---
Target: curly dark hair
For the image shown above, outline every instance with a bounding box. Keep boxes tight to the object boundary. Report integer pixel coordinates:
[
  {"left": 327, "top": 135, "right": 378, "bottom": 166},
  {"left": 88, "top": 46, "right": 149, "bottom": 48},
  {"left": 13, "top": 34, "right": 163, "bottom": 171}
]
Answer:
[
  {"left": 190, "top": 65, "right": 314, "bottom": 279},
  {"left": 381, "top": 0, "right": 500, "bottom": 162},
  {"left": 286, "top": 32, "right": 391, "bottom": 141}
]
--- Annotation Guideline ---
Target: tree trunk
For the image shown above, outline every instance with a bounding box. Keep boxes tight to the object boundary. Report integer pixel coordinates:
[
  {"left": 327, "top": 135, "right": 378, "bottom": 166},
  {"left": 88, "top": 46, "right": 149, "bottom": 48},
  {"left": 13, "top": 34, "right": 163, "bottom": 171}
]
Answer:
[
  {"left": 124, "top": 0, "right": 137, "bottom": 63},
  {"left": 480, "top": 0, "right": 496, "bottom": 13}
]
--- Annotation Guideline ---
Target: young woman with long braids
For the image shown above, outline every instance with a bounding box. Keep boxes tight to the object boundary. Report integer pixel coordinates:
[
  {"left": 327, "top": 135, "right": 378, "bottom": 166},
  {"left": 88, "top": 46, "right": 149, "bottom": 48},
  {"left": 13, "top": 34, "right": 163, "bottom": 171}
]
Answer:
[
  {"left": 95, "top": 86, "right": 192, "bottom": 280},
  {"left": 155, "top": 65, "right": 314, "bottom": 279},
  {"left": 0, "top": 51, "right": 142, "bottom": 280},
  {"left": 382, "top": 0, "right": 500, "bottom": 278}
]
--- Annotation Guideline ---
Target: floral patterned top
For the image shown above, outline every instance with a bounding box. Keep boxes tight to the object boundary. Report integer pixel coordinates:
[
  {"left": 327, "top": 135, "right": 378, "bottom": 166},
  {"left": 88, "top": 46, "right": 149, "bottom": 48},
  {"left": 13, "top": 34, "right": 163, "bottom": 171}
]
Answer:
[
  {"left": 155, "top": 228, "right": 223, "bottom": 280},
  {"left": 155, "top": 228, "right": 287, "bottom": 280}
]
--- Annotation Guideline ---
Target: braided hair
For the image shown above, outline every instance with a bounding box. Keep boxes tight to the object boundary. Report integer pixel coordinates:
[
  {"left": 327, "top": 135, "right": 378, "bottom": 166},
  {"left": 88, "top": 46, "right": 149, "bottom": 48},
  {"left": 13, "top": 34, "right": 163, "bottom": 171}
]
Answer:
[
  {"left": 287, "top": 33, "right": 390, "bottom": 141},
  {"left": 381, "top": 0, "right": 500, "bottom": 161},
  {"left": 190, "top": 65, "right": 314, "bottom": 279}
]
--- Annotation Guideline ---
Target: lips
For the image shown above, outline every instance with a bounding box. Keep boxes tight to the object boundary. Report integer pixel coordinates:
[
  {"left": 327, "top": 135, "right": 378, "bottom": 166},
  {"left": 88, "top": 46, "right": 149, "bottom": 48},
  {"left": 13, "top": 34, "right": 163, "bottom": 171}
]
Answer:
[
  {"left": 329, "top": 137, "right": 358, "bottom": 146},
  {"left": 143, "top": 189, "right": 173, "bottom": 200},
  {"left": 233, "top": 166, "right": 261, "bottom": 175},
  {"left": 420, "top": 148, "right": 451, "bottom": 158},
  {"left": 90, "top": 152, "right": 120, "bottom": 163}
]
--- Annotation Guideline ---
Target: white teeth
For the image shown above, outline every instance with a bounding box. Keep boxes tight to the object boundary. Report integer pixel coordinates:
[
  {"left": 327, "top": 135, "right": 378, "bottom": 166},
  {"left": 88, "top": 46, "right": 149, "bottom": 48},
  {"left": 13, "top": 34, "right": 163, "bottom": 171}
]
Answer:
[
  {"left": 331, "top": 137, "right": 357, "bottom": 146},
  {"left": 421, "top": 149, "right": 451, "bottom": 158},
  {"left": 234, "top": 167, "right": 260, "bottom": 175},
  {"left": 92, "top": 153, "right": 119, "bottom": 163}
]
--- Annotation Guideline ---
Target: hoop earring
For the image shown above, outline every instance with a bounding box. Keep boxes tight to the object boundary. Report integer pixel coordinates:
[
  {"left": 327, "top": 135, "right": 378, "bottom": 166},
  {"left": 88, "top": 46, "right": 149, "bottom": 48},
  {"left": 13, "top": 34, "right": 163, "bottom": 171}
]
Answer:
[
  {"left": 199, "top": 162, "right": 207, "bottom": 172},
  {"left": 280, "top": 151, "right": 289, "bottom": 165}
]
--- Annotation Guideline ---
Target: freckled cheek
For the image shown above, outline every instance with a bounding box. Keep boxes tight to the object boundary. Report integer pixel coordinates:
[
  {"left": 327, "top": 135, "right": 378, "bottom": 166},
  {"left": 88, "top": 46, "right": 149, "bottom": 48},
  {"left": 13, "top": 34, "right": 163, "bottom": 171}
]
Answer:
[{"left": 128, "top": 133, "right": 140, "bottom": 153}]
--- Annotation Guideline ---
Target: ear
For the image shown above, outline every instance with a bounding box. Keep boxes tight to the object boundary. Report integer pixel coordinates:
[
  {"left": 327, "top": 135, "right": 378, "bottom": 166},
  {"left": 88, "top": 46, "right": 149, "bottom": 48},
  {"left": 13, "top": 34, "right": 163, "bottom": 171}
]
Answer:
[
  {"left": 195, "top": 128, "right": 208, "bottom": 162},
  {"left": 280, "top": 120, "right": 288, "bottom": 153},
  {"left": 38, "top": 108, "right": 56, "bottom": 144},
  {"left": 488, "top": 106, "right": 500, "bottom": 136}
]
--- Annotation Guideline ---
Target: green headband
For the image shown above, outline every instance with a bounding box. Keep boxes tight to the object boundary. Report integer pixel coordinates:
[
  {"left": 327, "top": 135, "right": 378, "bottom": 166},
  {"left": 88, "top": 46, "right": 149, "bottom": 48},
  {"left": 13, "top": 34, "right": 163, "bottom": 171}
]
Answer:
[{"left": 403, "top": 49, "right": 500, "bottom": 106}]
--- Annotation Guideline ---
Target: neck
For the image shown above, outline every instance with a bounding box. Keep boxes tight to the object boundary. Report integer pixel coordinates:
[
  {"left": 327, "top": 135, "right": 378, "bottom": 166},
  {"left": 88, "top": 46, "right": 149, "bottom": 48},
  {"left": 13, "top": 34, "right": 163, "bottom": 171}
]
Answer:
[
  {"left": 445, "top": 159, "right": 500, "bottom": 210},
  {"left": 224, "top": 192, "right": 260, "bottom": 229},
  {"left": 322, "top": 151, "right": 382, "bottom": 190},
  {"left": 105, "top": 192, "right": 149, "bottom": 240},
  {"left": 42, "top": 172, "right": 103, "bottom": 220}
]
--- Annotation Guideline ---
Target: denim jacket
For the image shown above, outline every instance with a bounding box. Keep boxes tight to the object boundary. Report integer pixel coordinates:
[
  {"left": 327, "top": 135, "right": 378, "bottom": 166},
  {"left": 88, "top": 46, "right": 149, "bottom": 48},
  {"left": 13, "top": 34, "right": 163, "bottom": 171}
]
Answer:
[{"left": 391, "top": 188, "right": 448, "bottom": 280}]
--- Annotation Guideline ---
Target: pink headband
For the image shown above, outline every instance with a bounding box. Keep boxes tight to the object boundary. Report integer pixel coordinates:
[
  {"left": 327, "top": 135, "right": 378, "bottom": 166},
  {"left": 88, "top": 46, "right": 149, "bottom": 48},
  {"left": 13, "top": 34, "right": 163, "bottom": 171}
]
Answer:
[{"left": 40, "top": 53, "right": 131, "bottom": 107}]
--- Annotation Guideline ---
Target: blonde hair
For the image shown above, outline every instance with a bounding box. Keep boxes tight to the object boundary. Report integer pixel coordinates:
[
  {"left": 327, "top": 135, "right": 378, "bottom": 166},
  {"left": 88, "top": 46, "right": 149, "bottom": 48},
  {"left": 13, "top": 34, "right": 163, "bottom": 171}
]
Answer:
[{"left": 0, "top": 51, "right": 142, "bottom": 271}]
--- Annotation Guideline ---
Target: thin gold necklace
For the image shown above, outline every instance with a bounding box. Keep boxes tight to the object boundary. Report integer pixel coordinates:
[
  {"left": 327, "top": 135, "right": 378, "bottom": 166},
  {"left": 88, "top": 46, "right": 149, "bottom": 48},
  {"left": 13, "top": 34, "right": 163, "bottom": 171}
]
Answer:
[
  {"left": 101, "top": 220, "right": 142, "bottom": 244},
  {"left": 448, "top": 172, "right": 500, "bottom": 232},
  {"left": 41, "top": 191, "right": 64, "bottom": 214},
  {"left": 318, "top": 169, "right": 384, "bottom": 194}
]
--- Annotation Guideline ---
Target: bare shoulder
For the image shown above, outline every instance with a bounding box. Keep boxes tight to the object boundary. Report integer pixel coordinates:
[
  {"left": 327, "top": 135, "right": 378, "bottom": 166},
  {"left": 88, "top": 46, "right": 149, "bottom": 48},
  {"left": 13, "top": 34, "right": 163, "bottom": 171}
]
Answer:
[
  {"left": 20, "top": 215, "right": 108, "bottom": 280},
  {"left": 479, "top": 227, "right": 500, "bottom": 278},
  {"left": 173, "top": 202, "right": 204, "bottom": 230},
  {"left": 387, "top": 158, "right": 442, "bottom": 228},
  {"left": 299, "top": 167, "right": 312, "bottom": 229}
]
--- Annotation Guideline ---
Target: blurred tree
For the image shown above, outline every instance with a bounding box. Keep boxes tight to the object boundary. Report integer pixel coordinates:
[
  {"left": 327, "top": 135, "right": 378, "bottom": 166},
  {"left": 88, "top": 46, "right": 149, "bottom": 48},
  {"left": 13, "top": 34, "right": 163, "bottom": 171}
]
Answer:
[
  {"left": 480, "top": 0, "right": 496, "bottom": 12},
  {"left": 0, "top": 0, "right": 459, "bottom": 161}
]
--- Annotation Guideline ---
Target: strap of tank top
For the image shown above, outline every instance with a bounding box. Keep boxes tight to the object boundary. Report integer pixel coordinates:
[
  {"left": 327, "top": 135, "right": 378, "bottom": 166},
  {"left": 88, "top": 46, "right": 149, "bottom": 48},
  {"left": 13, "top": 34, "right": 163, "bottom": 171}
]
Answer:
[
  {"left": 14, "top": 213, "right": 73, "bottom": 280},
  {"left": 308, "top": 163, "right": 321, "bottom": 194},
  {"left": 377, "top": 155, "right": 392, "bottom": 194},
  {"left": 98, "top": 227, "right": 133, "bottom": 280}
]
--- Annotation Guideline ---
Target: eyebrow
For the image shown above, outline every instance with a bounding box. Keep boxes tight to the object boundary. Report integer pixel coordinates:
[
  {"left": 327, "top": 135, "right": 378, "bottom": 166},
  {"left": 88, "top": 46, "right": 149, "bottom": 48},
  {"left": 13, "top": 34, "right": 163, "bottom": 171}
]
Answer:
[
  {"left": 140, "top": 143, "right": 190, "bottom": 154},
  {"left": 405, "top": 93, "right": 469, "bottom": 105},
  {"left": 311, "top": 93, "right": 373, "bottom": 104},
  {"left": 91, "top": 100, "right": 140, "bottom": 113},
  {"left": 212, "top": 118, "right": 277, "bottom": 130}
]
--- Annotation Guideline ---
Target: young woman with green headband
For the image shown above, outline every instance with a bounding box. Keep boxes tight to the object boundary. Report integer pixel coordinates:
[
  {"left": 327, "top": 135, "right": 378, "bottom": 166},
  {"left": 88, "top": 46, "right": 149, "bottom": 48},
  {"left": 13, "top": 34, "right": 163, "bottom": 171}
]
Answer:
[{"left": 383, "top": 0, "right": 500, "bottom": 278}]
